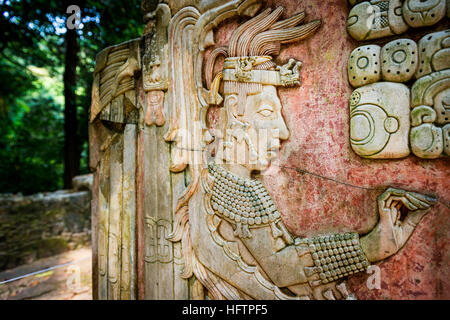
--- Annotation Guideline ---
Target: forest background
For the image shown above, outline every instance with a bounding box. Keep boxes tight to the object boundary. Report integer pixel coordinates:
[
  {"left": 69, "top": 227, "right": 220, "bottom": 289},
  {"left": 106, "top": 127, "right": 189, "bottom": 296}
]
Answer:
[{"left": 0, "top": 0, "right": 151, "bottom": 194}]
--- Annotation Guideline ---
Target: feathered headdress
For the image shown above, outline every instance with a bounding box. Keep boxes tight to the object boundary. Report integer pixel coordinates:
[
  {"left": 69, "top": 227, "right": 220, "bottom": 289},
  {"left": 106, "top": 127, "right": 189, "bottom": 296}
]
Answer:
[{"left": 205, "top": 7, "right": 321, "bottom": 114}]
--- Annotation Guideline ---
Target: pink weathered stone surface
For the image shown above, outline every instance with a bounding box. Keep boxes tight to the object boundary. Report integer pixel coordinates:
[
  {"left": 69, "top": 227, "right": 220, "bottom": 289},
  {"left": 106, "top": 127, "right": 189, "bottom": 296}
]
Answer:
[{"left": 207, "top": 0, "right": 449, "bottom": 299}]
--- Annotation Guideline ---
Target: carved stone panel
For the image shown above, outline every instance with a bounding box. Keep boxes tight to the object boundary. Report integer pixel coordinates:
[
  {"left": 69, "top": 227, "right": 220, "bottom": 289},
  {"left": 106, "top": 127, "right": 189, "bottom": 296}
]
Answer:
[
  {"left": 90, "top": 0, "right": 449, "bottom": 301},
  {"left": 350, "top": 82, "right": 410, "bottom": 158}
]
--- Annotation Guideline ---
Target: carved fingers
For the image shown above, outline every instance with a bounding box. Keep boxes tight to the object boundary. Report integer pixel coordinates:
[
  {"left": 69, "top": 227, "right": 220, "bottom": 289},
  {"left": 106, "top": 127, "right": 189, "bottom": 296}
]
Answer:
[
  {"left": 377, "top": 187, "right": 436, "bottom": 250},
  {"left": 404, "top": 192, "right": 436, "bottom": 210},
  {"left": 399, "top": 193, "right": 436, "bottom": 243},
  {"left": 378, "top": 188, "right": 434, "bottom": 217}
]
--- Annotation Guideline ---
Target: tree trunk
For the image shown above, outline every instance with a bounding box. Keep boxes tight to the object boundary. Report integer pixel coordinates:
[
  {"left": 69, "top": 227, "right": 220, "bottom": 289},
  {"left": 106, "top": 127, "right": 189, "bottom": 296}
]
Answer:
[{"left": 63, "top": 26, "right": 80, "bottom": 189}]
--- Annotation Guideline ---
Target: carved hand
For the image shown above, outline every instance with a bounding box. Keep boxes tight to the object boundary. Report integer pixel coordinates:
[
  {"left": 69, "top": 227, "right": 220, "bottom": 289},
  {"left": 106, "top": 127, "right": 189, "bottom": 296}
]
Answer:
[{"left": 361, "top": 188, "right": 436, "bottom": 262}]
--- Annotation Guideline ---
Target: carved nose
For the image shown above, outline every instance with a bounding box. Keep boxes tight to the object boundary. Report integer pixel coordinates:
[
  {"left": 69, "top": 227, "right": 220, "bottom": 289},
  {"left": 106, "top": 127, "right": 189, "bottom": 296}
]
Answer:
[{"left": 278, "top": 121, "right": 290, "bottom": 140}]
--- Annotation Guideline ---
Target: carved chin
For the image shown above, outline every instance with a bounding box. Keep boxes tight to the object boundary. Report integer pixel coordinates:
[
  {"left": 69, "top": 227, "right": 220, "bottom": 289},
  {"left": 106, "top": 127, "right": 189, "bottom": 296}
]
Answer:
[
  {"left": 267, "top": 150, "right": 278, "bottom": 160},
  {"left": 248, "top": 154, "right": 274, "bottom": 171}
]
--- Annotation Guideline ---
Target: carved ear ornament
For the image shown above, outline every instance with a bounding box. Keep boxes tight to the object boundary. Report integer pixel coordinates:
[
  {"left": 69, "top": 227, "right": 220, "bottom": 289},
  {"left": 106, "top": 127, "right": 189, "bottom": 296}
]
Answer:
[{"left": 208, "top": 71, "right": 224, "bottom": 105}]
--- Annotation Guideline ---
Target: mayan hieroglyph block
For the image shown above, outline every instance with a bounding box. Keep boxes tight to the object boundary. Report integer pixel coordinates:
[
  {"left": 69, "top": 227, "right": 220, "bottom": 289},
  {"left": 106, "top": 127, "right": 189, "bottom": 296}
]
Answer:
[
  {"left": 348, "top": 45, "right": 381, "bottom": 88},
  {"left": 349, "top": 82, "right": 410, "bottom": 158}
]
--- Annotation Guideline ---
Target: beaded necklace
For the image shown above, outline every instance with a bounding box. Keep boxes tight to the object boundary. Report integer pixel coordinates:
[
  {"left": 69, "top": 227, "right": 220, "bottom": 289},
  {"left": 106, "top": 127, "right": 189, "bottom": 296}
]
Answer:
[{"left": 207, "top": 163, "right": 282, "bottom": 238}]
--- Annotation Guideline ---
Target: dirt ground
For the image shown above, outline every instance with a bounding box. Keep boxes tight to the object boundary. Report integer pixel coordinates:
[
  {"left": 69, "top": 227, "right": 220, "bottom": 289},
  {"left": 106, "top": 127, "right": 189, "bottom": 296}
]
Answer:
[{"left": 0, "top": 247, "right": 92, "bottom": 300}]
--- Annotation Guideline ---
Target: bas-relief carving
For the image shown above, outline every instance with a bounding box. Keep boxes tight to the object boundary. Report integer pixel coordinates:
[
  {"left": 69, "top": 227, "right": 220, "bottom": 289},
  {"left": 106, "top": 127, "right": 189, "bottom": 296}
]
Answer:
[
  {"left": 91, "top": 39, "right": 141, "bottom": 125},
  {"left": 146, "top": 0, "right": 267, "bottom": 300},
  {"left": 141, "top": 4, "right": 171, "bottom": 127},
  {"left": 349, "top": 82, "right": 410, "bottom": 158},
  {"left": 348, "top": 39, "right": 418, "bottom": 88},
  {"left": 347, "top": 29, "right": 450, "bottom": 159},
  {"left": 411, "top": 69, "right": 450, "bottom": 158},
  {"left": 348, "top": 45, "right": 381, "bottom": 88},
  {"left": 347, "top": 0, "right": 409, "bottom": 41},
  {"left": 145, "top": 218, "right": 173, "bottom": 264},
  {"left": 347, "top": 0, "right": 446, "bottom": 41},
  {"left": 409, "top": 30, "right": 450, "bottom": 158},
  {"left": 416, "top": 30, "right": 450, "bottom": 79},
  {"left": 90, "top": 0, "right": 442, "bottom": 300},
  {"left": 89, "top": 26, "right": 143, "bottom": 300},
  {"left": 347, "top": 40, "right": 414, "bottom": 159},
  {"left": 402, "top": 0, "right": 447, "bottom": 27},
  {"left": 381, "top": 38, "right": 418, "bottom": 82},
  {"left": 161, "top": 4, "right": 436, "bottom": 300}
]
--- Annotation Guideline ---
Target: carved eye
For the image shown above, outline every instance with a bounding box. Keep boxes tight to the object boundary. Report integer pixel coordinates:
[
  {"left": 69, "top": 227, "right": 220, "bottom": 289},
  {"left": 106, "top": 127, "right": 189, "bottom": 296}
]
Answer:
[{"left": 257, "top": 105, "right": 274, "bottom": 117}]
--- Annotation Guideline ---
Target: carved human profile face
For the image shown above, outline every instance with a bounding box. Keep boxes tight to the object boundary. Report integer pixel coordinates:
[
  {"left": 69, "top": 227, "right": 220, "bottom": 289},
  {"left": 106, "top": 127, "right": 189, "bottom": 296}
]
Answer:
[
  {"left": 203, "top": 7, "right": 321, "bottom": 174},
  {"left": 224, "top": 85, "right": 289, "bottom": 172}
]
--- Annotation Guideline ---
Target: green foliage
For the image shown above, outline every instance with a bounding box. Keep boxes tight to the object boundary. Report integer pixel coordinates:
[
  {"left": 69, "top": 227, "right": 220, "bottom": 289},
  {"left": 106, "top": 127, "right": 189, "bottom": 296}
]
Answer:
[
  {"left": 0, "top": 69, "right": 64, "bottom": 194},
  {"left": 0, "top": 55, "right": 37, "bottom": 117},
  {"left": 0, "top": 0, "right": 144, "bottom": 194}
]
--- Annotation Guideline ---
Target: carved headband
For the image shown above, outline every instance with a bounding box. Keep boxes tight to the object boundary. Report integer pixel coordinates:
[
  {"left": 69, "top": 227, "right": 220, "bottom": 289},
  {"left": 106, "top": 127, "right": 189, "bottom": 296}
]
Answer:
[{"left": 208, "top": 56, "right": 303, "bottom": 105}]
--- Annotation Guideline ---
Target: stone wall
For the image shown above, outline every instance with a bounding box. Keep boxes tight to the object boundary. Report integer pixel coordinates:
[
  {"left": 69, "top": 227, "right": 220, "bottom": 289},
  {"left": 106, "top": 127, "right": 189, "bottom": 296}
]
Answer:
[{"left": 0, "top": 179, "right": 92, "bottom": 271}]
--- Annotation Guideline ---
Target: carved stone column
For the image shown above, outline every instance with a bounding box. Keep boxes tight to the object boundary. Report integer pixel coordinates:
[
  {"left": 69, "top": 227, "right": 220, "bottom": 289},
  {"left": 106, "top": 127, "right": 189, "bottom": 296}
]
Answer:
[{"left": 89, "top": 0, "right": 449, "bottom": 300}]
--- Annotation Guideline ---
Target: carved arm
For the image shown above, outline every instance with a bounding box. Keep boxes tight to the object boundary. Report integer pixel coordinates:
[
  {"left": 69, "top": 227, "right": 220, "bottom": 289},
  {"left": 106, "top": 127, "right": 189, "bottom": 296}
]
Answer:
[{"left": 360, "top": 188, "right": 436, "bottom": 262}]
